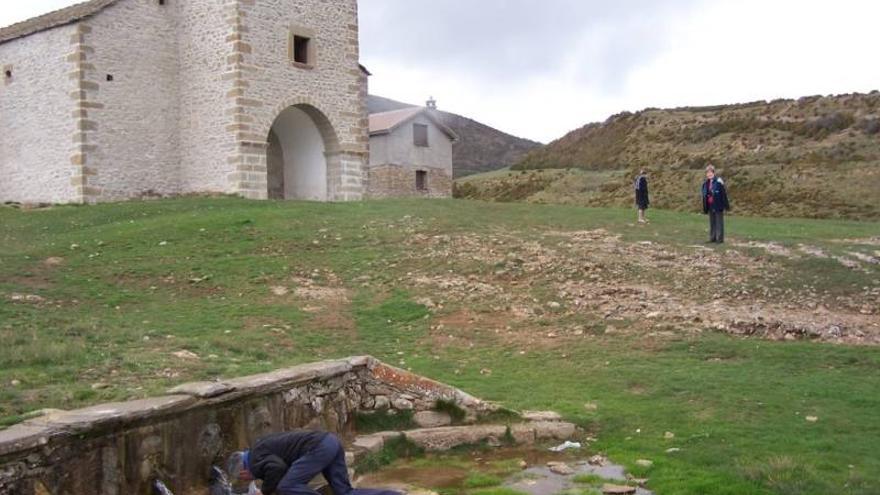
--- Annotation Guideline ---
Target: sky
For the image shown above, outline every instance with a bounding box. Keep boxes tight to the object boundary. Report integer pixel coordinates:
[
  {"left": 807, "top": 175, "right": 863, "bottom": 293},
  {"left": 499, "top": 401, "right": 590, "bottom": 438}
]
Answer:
[{"left": 3, "top": 1, "right": 879, "bottom": 143}]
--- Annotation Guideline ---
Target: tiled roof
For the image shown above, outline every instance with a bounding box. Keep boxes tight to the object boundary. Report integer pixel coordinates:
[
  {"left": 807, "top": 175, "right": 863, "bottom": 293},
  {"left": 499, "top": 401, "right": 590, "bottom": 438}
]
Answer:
[
  {"left": 369, "top": 107, "right": 458, "bottom": 141},
  {"left": 0, "top": 0, "right": 121, "bottom": 45}
]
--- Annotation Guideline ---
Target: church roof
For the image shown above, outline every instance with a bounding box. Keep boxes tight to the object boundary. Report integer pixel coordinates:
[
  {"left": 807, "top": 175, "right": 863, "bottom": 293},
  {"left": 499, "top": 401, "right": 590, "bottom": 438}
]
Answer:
[
  {"left": 0, "top": 0, "right": 121, "bottom": 45},
  {"left": 369, "top": 107, "right": 458, "bottom": 141}
]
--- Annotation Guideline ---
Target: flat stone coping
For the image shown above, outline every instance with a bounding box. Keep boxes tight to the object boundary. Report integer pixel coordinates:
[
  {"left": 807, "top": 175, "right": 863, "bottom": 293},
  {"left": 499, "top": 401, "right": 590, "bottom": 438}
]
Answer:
[{"left": 167, "top": 356, "right": 375, "bottom": 399}]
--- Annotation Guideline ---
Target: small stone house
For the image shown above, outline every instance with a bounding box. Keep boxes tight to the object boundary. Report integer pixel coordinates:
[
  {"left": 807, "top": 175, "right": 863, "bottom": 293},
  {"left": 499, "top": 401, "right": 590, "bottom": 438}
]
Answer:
[
  {"left": 368, "top": 107, "right": 457, "bottom": 197},
  {"left": 0, "top": 0, "right": 369, "bottom": 204}
]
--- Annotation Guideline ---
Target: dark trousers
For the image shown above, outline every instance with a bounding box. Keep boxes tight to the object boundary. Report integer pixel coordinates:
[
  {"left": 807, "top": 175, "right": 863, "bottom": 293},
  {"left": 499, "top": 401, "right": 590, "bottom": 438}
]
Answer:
[
  {"left": 709, "top": 210, "right": 725, "bottom": 243},
  {"left": 277, "top": 434, "right": 400, "bottom": 495}
]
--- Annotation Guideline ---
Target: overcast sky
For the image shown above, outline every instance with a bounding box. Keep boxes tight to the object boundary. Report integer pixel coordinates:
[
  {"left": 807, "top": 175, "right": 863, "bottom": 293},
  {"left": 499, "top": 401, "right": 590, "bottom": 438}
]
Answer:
[{"left": 3, "top": 1, "right": 879, "bottom": 142}]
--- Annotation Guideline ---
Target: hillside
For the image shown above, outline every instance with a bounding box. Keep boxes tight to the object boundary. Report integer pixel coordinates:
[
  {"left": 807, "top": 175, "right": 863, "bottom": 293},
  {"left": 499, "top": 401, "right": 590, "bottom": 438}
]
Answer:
[
  {"left": 368, "top": 95, "right": 541, "bottom": 178},
  {"left": 457, "top": 92, "right": 880, "bottom": 219}
]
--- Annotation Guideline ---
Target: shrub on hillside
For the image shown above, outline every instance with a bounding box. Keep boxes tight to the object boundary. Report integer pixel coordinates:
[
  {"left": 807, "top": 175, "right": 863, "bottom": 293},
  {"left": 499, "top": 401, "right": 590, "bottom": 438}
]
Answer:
[
  {"left": 798, "top": 112, "right": 855, "bottom": 138},
  {"left": 857, "top": 118, "right": 880, "bottom": 135}
]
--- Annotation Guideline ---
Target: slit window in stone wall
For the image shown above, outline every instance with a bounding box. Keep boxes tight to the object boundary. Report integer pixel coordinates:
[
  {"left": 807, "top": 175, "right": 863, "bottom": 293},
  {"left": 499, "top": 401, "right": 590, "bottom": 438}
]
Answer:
[
  {"left": 158, "top": 0, "right": 166, "bottom": 5},
  {"left": 106, "top": 74, "right": 114, "bottom": 82},
  {"left": 416, "top": 170, "right": 428, "bottom": 191},
  {"left": 293, "top": 36, "right": 311, "bottom": 64},
  {"left": 289, "top": 27, "right": 316, "bottom": 67},
  {"left": 4, "top": 68, "right": 11, "bottom": 80},
  {"left": 413, "top": 123, "right": 429, "bottom": 147}
]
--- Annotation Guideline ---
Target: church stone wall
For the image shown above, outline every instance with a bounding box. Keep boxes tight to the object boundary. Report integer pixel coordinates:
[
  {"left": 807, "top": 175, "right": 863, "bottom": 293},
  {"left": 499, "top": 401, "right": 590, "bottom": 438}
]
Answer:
[
  {"left": 83, "top": 0, "right": 182, "bottom": 201},
  {"left": 0, "top": 25, "right": 78, "bottom": 204}
]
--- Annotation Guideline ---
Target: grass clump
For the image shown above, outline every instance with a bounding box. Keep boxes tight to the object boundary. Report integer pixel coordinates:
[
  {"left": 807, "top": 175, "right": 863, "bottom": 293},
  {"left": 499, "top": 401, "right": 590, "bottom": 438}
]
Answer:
[
  {"left": 463, "top": 472, "right": 503, "bottom": 489},
  {"left": 355, "top": 410, "right": 416, "bottom": 434},
  {"left": 354, "top": 435, "right": 424, "bottom": 474}
]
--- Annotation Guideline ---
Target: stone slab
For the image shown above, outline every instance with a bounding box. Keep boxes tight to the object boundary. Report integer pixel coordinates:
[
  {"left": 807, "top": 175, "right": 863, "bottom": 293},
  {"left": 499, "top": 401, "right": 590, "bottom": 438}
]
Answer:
[
  {"left": 522, "top": 411, "right": 563, "bottom": 422},
  {"left": 0, "top": 424, "right": 55, "bottom": 458},
  {"left": 224, "top": 360, "right": 353, "bottom": 394},
  {"left": 403, "top": 425, "right": 507, "bottom": 451},
  {"left": 352, "top": 434, "right": 386, "bottom": 453},
  {"left": 413, "top": 411, "right": 452, "bottom": 428},
  {"left": 25, "top": 395, "right": 195, "bottom": 432},
  {"left": 532, "top": 421, "right": 577, "bottom": 440},
  {"left": 167, "top": 381, "right": 234, "bottom": 398}
]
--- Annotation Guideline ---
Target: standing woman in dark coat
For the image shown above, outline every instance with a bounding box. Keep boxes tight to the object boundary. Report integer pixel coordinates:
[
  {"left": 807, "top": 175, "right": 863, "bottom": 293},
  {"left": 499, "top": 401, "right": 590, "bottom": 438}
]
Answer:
[
  {"left": 701, "top": 164, "right": 730, "bottom": 243},
  {"left": 634, "top": 169, "right": 650, "bottom": 223}
]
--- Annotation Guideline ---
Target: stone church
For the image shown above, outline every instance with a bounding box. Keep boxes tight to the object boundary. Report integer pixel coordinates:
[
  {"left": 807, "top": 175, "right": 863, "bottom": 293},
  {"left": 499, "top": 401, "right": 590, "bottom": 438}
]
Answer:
[{"left": 0, "top": 0, "right": 370, "bottom": 204}]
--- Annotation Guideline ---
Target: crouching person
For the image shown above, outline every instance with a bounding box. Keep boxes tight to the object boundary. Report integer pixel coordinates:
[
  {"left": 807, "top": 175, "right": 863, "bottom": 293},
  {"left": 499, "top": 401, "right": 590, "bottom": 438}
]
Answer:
[{"left": 227, "top": 430, "right": 401, "bottom": 495}]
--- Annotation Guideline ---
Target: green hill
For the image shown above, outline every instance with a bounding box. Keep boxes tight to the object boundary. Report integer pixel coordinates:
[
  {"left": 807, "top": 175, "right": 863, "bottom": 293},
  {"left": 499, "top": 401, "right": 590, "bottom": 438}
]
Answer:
[{"left": 456, "top": 92, "right": 880, "bottom": 219}]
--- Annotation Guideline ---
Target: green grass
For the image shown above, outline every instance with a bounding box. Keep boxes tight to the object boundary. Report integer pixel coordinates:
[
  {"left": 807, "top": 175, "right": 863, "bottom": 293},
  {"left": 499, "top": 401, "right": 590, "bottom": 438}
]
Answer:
[
  {"left": 463, "top": 472, "right": 503, "bottom": 488},
  {"left": 1, "top": 197, "right": 879, "bottom": 494},
  {"left": 355, "top": 410, "right": 416, "bottom": 434}
]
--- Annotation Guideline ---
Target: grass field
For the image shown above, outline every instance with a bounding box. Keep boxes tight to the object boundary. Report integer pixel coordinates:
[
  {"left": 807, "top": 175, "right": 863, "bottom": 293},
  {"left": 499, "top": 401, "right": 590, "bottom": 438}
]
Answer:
[{"left": 1, "top": 198, "right": 879, "bottom": 494}]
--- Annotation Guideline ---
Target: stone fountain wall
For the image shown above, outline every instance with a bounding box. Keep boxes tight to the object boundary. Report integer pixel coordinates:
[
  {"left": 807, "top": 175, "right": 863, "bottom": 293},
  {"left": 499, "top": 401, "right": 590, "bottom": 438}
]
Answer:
[{"left": 0, "top": 356, "right": 492, "bottom": 495}]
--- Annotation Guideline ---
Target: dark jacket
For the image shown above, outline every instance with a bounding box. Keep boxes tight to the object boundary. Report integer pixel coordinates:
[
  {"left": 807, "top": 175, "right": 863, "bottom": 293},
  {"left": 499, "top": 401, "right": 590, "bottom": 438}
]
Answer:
[
  {"left": 248, "top": 430, "right": 328, "bottom": 495},
  {"left": 634, "top": 175, "right": 649, "bottom": 209},
  {"left": 701, "top": 177, "right": 730, "bottom": 214}
]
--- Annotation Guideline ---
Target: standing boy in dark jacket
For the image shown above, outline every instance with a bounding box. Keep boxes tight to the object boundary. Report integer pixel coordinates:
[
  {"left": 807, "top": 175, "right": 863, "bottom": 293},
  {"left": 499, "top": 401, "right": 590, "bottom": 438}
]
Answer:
[
  {"left": 226, "top": 430, "right": 400, "bottom": 495},
  {"left": 634, "top": 169, "right": 650, "bottom": 223},
  {"left": 701, "top": 165, "right": 730, "bottom": 243}
]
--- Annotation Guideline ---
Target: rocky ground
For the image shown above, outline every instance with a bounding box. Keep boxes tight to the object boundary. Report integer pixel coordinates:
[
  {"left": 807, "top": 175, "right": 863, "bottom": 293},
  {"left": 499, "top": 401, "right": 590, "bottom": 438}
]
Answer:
[{"left": 286, "top": 218, "right": 879, "bottom": 348}]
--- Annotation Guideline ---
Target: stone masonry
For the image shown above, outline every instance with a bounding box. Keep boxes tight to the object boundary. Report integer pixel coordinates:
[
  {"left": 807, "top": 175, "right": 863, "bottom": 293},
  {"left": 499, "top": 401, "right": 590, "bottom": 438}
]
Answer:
[
  {"left": 0, "top": 356, "right": 502, "bottom": 495},
  {"left": 0, "top": 0, "right": 369, "bottom": 204}
]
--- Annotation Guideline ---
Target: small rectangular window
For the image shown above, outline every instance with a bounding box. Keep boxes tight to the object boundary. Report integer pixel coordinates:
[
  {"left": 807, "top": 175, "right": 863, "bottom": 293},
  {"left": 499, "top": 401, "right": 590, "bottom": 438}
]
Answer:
[
  {"left": 413, "top": 123, "right": 429, "bottom": 147},
  {"left": 293, "top": 35, "right": 311, "bottom": 65},
  {"left": 416, "top": 170, "right": 428, "bottom": 191}
]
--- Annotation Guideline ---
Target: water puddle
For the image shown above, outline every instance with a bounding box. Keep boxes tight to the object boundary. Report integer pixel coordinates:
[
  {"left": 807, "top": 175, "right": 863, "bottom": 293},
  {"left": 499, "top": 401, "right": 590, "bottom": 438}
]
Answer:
[{"left": 359, "top": 445, "right": 655, "bottom": 495}]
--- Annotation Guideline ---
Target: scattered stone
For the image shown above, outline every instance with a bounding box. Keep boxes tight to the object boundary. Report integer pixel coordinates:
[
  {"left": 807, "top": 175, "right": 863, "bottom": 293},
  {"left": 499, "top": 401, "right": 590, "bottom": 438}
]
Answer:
[
  {"left": 8, "top": 294, "right": 46, "bottom": 304},
  {"left": 546, "top": 461, "right": 574, "bottom": 475},
  {"left": 665, "top": 448, "right": 681, "bottom": 454},
  {"left": 547, "top": 301, "right": 562, "bottom": 310},
  {"left": 44, "top": 257, "right": 64, "bottom": 266},
  {"left": 588, "top": 455, "right": 607, "bottom": 466},
  {"left": 629, "top": 478, "right": 649, "bottom": 487},
  {"left": 584, "top": 402, "right": 599, "bottom": 411},
  {"left": 270, "top": 286, "right": 289, "bottom": 296},
  {"left": 602, "top": 484, "right": 636, "bottom": 494},
  {"left": 172, "top": 350, "right": 200, "bottom": 360},
  {"left": 635, "top": 459, "right": 653, "bottom": 468},
  {"left": 805, "top": 416, "right": 819, "bottom": 422},
  {"left": 664, "top": 431, "right": 675, "bottom": 440},
  {"left": 10, "top": 379, "right": 21, "bottom": 387},
  {"left": 413, "top": 411, "right": 452, "bottom": 428},
  {"left": 91, "top": 382, "right": 110, "bottom": 390},
  {"left": 518, "top": 459, "right": 528, "bottom": 469}
]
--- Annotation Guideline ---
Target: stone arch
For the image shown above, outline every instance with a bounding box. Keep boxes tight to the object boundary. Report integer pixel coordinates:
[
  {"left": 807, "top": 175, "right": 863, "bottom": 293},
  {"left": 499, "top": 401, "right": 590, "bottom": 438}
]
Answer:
[{"left": 259, "top": 98, "right": 343, "bottom": 201}]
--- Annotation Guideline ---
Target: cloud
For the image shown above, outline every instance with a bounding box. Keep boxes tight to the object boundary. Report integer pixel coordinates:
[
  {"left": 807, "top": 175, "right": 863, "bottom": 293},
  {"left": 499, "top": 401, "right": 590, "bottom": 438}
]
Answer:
[{"left": 360, "top": 0, "right": 699, "bottom": 90}]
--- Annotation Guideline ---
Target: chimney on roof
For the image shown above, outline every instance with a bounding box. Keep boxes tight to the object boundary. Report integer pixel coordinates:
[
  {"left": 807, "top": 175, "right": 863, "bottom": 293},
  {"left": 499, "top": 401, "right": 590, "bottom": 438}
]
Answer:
[{"left": 426, "top": 97, "right": 437, "bottom": 110}]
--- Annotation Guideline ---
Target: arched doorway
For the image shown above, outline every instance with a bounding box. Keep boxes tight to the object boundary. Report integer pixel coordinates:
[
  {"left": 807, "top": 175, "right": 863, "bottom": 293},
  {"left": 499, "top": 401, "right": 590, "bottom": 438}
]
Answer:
[{"left": 266, "top": 105, "right": 339, "bottom": 201}]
